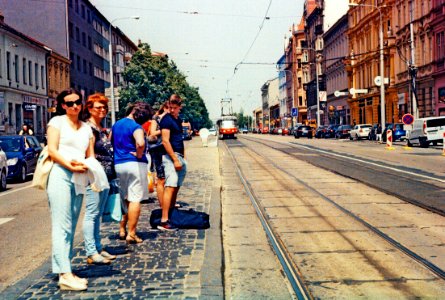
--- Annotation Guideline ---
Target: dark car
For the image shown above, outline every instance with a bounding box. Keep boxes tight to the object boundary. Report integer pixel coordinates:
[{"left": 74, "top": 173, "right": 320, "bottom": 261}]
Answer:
[
  {"left": 294, "top": 125, "right": 312, "bottom": 138},
  {"left": 335, "top": 125, "right": 353, "bottom": 139},
  {"left": 382, "top": 123, "right": 406, "bottom": 142},
  {"left": 368, "top": 124, "right": 379, "bottom": 141},
  {"left": 182, "top": 126, "right": 192, "bottom": 140},
  {"left": 324, "top": 124, "right": 340, "bottom": 138},
  {"left": 315, "top": 125, "right": 328, "bottom": 138},
  {"left": 0, "top": 135, "right": 42, "bottom": 182}
]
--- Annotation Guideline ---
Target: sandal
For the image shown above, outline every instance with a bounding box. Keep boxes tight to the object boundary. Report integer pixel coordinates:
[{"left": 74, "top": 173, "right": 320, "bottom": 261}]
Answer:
[
  {"left": 119, "top": 230, "right": 127, "bottom": 240},
  {"left": 126, "top": 234, "right": 143, "bottom": 244}
]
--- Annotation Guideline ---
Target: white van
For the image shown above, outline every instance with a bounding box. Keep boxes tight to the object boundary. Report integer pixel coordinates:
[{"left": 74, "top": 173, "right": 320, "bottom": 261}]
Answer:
[{"left": 406, "top": 116, "right": 445, "bottom": 147}]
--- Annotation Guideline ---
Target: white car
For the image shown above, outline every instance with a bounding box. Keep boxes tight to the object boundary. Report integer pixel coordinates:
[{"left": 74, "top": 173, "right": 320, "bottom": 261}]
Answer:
[
  {"left": 349, "top": 124, "right": 372, "bottom": 140},
  {"left": 407, "top": 116, "right": 445, "bottom": 147},
  {"left": 208, "top": 128, "right": 217, "bottom": 136},
  {"left": 0, "top": 146, "right": 7, "bottom": 191}
]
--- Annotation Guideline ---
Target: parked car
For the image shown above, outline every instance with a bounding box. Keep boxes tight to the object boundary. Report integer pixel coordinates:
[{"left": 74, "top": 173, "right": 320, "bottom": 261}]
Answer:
[
  {"left": 0, "top": 146, "right": 7, "bottom": 190},
  {"left": 406, "top": 116, "right": 445, "bottom": 147},
  {"left": 324, "top": 124, "right": 340, "bottom": 138},
  {"left": 0, "top": 135, "right": 42, "bottom": 182},
  {"left": 368, "top": 124, "right": 379, "bottom": 141},
  {"left": 294, "top": 125, "right": 312, "bottom": 138},
  {"left": 315, "top": 125, "right": 328, "bottom": 138},
  {"left": 349, "top": 124, "right": 372, "bottom": 140},
  {"left": 381, "top": 123, "right": 406, "bottom": 142},
  {"left": 262, "top": 127, "right": 269, "bottom": 134},
  {"left": 282, "top": 127, "right": 290, "bottom": 135},
  {"left": 240, "top": 127, "right": 248, "bottom": 134},
  {"left": 335, "top": 125, "right": 353, "bottom": 139}
]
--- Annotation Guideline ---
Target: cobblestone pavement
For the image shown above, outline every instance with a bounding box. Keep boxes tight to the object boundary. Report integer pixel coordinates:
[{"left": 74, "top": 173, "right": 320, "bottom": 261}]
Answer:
[{"left": 8, "top": 140, "right": 223, "bottom": 299}]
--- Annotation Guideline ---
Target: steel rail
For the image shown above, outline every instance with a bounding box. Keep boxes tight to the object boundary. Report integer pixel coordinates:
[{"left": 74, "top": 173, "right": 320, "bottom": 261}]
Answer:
[
  {"left": 223, "top": 141, "right": 313, "bottom": 300},
  {"left": 237, "top": 137, "right": 445, "bottom": 281}
]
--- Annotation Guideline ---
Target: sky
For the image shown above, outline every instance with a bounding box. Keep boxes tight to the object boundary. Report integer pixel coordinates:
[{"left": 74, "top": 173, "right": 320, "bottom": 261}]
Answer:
[{"left": 91, "top": 0, "right": 348, "bottom": 121}]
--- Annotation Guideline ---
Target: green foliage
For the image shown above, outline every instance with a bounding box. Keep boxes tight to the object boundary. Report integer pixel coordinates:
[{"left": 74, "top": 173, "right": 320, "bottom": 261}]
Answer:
[
  {"left": 119, "top": 43, "right": 211, "bottom": 129},
  {"left": 235, "top": 108, "right": 252, "bottom": 129}
]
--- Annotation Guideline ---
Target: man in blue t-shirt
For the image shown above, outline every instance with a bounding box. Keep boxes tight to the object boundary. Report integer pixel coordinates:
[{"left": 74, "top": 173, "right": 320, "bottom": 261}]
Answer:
[{"left": 158, "top": 94, "right": 187, "bottom": 231}]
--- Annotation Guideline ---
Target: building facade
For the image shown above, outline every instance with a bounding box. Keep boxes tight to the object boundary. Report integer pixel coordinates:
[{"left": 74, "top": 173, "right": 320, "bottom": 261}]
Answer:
[
  {"left": 303, "top": 0, "right": 325, "bottom": 126},
  {"left": 431, "top": 0, "right": 445, "bottom": 116},
  {"left": 0, "top": 16, "right": 49, "bottom": 139},
  {"left": 47, "top": 51, "right": 71, "bottom": 115},
  {"left": 324, "top": 14, "right": 350, "bottom": 125},
  {"left": 347, "top": 0, "right": 398, "bottom": 125}
]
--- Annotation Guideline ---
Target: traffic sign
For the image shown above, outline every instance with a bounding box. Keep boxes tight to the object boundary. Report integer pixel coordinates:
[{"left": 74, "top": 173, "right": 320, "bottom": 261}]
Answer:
[
  {"left": 291, "top": 107, "right": 298, "bottom": 117},
  {"left": 402, "top": 113, "right": 414, "bottom": 125}
]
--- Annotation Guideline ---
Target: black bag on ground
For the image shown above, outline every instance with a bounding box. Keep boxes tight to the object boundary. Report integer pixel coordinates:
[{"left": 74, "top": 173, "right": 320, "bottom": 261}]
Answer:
[{"left": 150, "top": 208, "right": 210, "bottom": 229}]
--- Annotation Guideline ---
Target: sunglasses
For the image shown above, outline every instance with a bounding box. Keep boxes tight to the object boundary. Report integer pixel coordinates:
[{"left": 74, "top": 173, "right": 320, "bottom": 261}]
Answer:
[{"left": 64, "top": 99, "right": 83, "bottom": 107}]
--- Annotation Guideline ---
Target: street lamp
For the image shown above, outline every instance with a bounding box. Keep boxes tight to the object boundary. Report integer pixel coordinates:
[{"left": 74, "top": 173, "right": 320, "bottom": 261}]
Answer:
[
  {"left": 349, "top": 2, "right": 386, "bottom": 132},
  {"left": 297, "top": 47, "right": 320, "bottom": 127},
  {"left": 108, "top": 16, "right": 139, "bottom": 125}
]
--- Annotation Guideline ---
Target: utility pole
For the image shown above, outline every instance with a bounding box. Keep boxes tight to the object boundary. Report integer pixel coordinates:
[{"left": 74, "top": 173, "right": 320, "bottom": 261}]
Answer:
[{"left": 409, "top": 0, "right": 419, "bottom": 118}]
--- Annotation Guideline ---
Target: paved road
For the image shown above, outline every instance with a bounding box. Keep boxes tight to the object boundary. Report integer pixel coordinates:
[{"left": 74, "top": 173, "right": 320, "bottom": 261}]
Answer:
[{"left": 242, "top": 134, "right": 445, "bottom": 214}]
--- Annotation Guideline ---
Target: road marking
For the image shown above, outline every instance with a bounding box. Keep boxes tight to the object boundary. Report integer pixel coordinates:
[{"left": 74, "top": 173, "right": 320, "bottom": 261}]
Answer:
[
  {"left": 0, "top": 218, "right": 14, "bottom": 226},
  {"left": 288, "top": 142, "right": 445, "bottom": 184},
  {"left": 0, "top": 185, "right": 33, "bottom": 197}
]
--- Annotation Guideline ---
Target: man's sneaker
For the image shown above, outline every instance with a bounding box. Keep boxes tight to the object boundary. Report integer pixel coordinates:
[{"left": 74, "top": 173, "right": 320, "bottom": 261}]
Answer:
[{"left": 157, "top": 220, "right": 178, "bottom": 231}]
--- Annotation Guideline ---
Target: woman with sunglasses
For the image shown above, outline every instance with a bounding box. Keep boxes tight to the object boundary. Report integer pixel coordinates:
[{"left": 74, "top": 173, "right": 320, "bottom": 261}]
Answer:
[
  {"left": 46, "top": 89, "right": 94, "bottom": 291},
  {"left": 81, "top": 93, "right": 117, "bottom": 265}
]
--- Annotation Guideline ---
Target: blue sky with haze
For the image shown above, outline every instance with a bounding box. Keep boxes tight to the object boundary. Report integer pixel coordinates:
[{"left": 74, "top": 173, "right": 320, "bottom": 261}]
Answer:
[{"left": 91, "top": 0, "right": 347, "bottom": 121}]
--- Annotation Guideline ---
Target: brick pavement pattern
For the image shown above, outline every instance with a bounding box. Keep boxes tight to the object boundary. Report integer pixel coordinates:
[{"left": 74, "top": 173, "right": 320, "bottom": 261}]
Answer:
[{"left": 14, "top": 140, "right": 223, "bottom": 299}]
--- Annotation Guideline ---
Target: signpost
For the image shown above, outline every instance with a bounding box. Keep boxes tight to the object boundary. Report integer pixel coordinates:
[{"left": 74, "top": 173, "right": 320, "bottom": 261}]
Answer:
[
  {"left": 402, "top": 113, "right": 414, "bottom": 125},
  {"left": 291, "top": 107, "right": 298, "bottom": 117}
]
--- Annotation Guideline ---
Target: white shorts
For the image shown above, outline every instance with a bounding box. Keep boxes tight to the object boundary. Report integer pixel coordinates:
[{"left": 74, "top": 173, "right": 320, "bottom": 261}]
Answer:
[{"left": 115, "top": 162, "right": 149, "bottom": 202}]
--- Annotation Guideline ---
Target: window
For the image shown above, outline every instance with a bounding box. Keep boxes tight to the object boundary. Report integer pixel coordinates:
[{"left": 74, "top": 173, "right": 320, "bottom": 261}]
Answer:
[
  {"left": 83, "top": 59, "right": 87, "bottom": 73},
  {"left": 6, "top": 51, "right": 10, "bottom": 80},
  {"left": 82, "top": 32, "right": 86, "bottom": 47},
  {"left": 23, "top": 58, "right": 27, "bottom": 84},
  {"left": 35, "top": 63, "right": 39, "bottom": 88},
  {"left": 88, "top": 36, "right": 92, "bottom": 50},
  {"left": 41, "top": 65, "right": 45, "bottom": 88},
  {"left": 69, "top": 22, "right": 73, "bottom": 38},
  {"left": 75, "top": 0, "right": 79, "bottom": 13},
  {"left": 68, "top": 0, "right": 72, "bottom": 8},
  {"left": 81, "top": 4, "right": 85, "bottom": 18},
  {"left": 28, "top": 61, "right": 32, "bottom": 85},
  {"left": 76, "top": 27, "right": 80, "bottom": 42},
  {"left": 89, "top": 62, "right": 93, "bottom": 76},
  {"left": 15, "top": 55, "right": 19, "bottom": 82},
  {"left": 77, "top": 55, "right": 81, "bottom": 71}
]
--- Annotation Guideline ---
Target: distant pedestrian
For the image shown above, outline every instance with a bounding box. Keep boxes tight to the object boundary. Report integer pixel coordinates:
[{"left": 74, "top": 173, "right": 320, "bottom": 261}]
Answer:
[
  {"left": 376, "top": 123, "right": 382, "bottom": 143},
  {"left": 46, "top": 88, "right": 93, "bottom": 291},
  {"left": 19, "top": 124, "right": 33, "bottom": 135},
  {"left": 352, "top": 119, "right": 357, "bottom": 126},
  {"left": 82, "top": 93, "right": 117, "bottom": 265},
  {"left": 158, "top": 94, "right": 187, "bottom": 231},
  {"left": 112, "top": 101, "right": 153, "bottom": 244}
]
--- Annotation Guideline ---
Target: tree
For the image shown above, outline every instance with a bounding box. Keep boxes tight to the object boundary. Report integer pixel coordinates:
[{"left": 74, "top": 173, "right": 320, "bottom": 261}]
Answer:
[
  {"left": 235, "top": 108, "right": 252, "bottom": 129},
  {"left": 119, "top": 43, "right": 212, "bottom": 129}
]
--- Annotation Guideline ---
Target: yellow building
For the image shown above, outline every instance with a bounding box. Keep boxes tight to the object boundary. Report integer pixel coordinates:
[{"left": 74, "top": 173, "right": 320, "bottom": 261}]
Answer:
[
  {"left": 47, "top": 51, "right": 70, "bottom": 114},
  {"left": 347, "top": 0, "right": 398, "bottom": 125}
]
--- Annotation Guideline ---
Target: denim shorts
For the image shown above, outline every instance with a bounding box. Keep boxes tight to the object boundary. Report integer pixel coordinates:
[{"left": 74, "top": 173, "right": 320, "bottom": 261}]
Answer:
[
  {"left": 162, "top": 154, "right": 187, "bottom": 187},
  {"left": 115, "top": 162, "right": 148, "bottom": 202}
]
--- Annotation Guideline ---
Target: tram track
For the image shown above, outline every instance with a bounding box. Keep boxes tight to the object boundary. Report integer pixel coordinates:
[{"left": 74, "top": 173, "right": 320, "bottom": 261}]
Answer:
[{"left": 223, "top": 137, "right": 445, "bottom": 298}]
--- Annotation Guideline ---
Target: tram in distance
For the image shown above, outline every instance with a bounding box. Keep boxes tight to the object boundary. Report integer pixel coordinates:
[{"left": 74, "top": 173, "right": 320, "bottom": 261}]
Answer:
[{"left": 216, "top": 116, "right": 237, "bottom": 140}]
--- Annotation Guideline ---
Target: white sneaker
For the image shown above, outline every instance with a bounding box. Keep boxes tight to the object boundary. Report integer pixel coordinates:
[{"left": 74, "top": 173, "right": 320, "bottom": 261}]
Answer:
[{"left": 59, "top": 274, "right": 87, "bottom": 291}]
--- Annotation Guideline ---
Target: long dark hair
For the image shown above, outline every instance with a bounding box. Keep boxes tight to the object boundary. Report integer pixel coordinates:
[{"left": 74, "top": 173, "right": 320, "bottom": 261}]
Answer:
[{"left": 55, "top": 88, "right": 83, "bottom": 115}]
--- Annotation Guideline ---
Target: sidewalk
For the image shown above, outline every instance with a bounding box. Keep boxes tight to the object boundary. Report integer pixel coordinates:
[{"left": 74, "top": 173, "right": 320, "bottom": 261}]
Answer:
[{"left": 5, "top": 138, "right": 223, "bottom": 299}]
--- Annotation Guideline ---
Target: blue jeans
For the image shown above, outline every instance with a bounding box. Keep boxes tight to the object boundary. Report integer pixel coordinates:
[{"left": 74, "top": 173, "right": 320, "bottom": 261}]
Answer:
[
  {"left": 47, "top": 164, "right": 83, "bottom": 274},
  {"left": 83, "top": 184, "right": 110, "bottom": 256}
]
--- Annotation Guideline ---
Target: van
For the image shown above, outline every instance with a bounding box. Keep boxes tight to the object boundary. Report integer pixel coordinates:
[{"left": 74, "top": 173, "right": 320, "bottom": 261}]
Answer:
[{"left": 406, "top": 116, "right": 445, "bottom": 147}]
